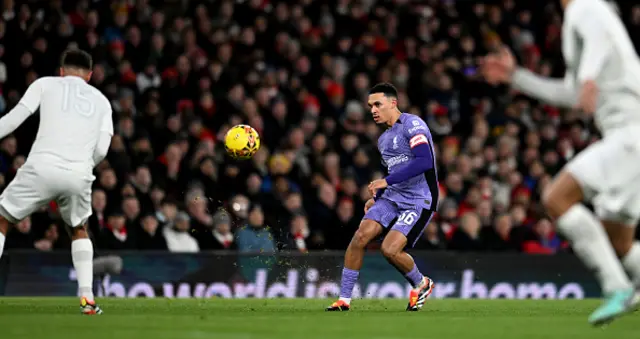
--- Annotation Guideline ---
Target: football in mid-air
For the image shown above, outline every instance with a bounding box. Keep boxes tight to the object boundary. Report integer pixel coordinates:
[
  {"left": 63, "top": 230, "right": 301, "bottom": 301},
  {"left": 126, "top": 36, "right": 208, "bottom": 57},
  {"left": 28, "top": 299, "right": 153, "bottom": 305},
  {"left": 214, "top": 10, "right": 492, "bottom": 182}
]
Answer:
[{"left": 224, "top": 124, "right": 261, "bottom": 160}]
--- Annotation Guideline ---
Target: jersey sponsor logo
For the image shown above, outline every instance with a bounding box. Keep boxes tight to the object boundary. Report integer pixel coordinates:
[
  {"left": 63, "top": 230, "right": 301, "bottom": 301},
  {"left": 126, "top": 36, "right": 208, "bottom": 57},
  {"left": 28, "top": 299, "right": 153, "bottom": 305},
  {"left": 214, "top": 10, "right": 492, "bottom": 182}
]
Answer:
[
  {"left": 386, "top": 154, "right": 409, "bottom": 168},
  {"left": 412, "top": 120, "right": 420, "bottom": 126},
  {"left": 409, "top": 134, "right": 428, "bottom": 148},
  {"left": 408, "top": 125, "right": 426, "bottom": 134}
]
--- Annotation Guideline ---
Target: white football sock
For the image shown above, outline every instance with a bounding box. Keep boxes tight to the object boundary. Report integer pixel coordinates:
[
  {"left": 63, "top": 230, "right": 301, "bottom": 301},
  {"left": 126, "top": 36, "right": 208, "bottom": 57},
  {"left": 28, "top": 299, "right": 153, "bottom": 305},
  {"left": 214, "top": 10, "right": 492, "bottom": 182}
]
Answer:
[
  {"left": 72, "top": 238, "right": 95, "bottom": 301},
  {"left": 557, "top": 204, "right": 632, "bottom": 294},
  {"left": 622, "top": 242, "right": 640, "bottom": 288},
  {"left": 0, "top": 232, "right": 5, "bottom": 258}
]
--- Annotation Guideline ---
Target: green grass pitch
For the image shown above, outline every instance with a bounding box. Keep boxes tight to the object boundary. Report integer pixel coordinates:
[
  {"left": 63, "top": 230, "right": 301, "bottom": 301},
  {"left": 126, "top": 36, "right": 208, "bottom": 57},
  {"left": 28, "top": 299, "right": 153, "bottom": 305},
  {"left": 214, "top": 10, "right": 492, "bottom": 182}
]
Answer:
[{"left": 0, "top": 298, "right": 636, "bottom": 339}]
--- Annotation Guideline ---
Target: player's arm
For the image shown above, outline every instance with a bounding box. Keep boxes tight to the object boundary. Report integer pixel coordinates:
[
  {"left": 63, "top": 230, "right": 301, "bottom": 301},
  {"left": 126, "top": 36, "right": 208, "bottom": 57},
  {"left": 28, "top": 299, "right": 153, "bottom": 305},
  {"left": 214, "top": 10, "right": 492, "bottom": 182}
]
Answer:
[
  {"left": 93, "top": 132, "right": 111, "bottom": 166},
  {"left": 573, "top": 4, "right": 610, "bottom": 85},
  {"left": 511, "top": 69, "right": 577, "bottom": 108},
  {"left": 384, "top": 121, "right": 434, "bottom": 186},
  {"left": 93, "top": 104, "right": 114, "bottom": 166},
  {"left": 0, "top": 78, "right": 44, "bottom": 139},
  {"left": 512, "top": 4, "right": 610, "bottom": 108}
]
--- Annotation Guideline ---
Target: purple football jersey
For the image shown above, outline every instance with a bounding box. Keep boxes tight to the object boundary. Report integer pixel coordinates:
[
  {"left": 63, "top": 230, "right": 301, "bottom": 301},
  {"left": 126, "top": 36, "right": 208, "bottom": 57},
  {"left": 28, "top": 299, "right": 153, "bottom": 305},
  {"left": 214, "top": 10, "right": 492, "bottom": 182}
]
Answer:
[{"left": 378, "top": 113, "right": 438, "bottom": 209}]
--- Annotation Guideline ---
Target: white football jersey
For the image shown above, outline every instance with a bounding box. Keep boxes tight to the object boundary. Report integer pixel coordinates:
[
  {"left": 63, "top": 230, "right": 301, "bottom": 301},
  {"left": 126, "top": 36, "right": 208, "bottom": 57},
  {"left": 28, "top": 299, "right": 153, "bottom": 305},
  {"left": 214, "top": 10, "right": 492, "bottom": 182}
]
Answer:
[
  {"left": 19, "top": 75, "right": 113, "bottom": 172},
  {"left": 562, "top": 0, "right": 640, "bottom": 134}
]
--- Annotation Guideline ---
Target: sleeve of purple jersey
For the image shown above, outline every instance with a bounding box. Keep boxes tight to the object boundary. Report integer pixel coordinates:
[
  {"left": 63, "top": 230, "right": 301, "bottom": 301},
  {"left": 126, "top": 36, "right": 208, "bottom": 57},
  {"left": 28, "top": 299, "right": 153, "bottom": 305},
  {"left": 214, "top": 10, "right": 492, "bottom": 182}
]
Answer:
[
  {"left": 385, "top": 144, "right": 433, "bottom": 185},
  {"left": 384, "top": 117, "right": 434, "bottom": 186}
]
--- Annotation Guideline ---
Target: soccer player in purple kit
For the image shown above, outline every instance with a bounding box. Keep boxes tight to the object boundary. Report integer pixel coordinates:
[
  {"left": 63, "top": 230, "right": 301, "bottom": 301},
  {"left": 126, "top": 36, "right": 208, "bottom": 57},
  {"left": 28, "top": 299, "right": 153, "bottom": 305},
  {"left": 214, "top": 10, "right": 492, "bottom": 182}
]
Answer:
[{"left": 326, "top": 83, "right": 437, "bottom": 312}]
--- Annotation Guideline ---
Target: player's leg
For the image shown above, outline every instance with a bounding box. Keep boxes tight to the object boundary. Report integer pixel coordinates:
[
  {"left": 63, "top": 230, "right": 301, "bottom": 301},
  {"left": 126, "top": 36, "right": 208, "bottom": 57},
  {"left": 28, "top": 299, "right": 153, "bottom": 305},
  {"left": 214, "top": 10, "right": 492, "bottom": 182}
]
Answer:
[
  {"left": 602, "top": 221, "right": 640, "bottom": 288},
  {"left": 0, "top": 214, "right": 15, "bottom": 258},
  {"left": 381, "top": 208, "right": 434, "bottom": 311},
  {"left": 0, "top": 164, "right": 50, "bottom": 258},
  {"left": 544, "top": 140, "right": 635, "bottom": 325},
  {"left": 595, "top": 179, "right": 640, "bottom": 290},
  {"left": 326, "top": 219, "right": 382, "bottom": 311},
  {"left": 543, "top": 172, "right": 631, "bottom": 293},
  {"left": 326, "top": 199, "right": 393, "bottom": 311},
  {"left": 594, "top": 138, "right": 640, "bottom": 290},
  {"left": 58, "top": 192, "right": 102, "bottom": 315}
]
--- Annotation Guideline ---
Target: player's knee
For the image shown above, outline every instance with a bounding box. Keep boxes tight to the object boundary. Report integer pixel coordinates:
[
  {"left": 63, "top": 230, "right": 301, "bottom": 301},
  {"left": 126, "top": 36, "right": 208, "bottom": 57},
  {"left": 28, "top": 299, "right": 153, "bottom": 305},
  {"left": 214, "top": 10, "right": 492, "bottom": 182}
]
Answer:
[
  {"left": 611, "top": 238, "right": 633, "bottom": 257},
  {"left": 0, "top": 215, "right": 10, "bottom": 235},
  {"left": 380, "top": 243, "right": 401, "bottom": 261},
  {"left": 350, "top": 221, "right": 380, "bottom": 249},
  {"left": 605, "top": 226, "right": 635, "bottom": 257},
  {"left": 70, "top": 225, "right": 89, "bottom": 240},
  {"left": 350, "top": 229, "right": 371, "bottom": 249},
  {"left": 542, "top": 172, "right": 583, "bottom": 218}
]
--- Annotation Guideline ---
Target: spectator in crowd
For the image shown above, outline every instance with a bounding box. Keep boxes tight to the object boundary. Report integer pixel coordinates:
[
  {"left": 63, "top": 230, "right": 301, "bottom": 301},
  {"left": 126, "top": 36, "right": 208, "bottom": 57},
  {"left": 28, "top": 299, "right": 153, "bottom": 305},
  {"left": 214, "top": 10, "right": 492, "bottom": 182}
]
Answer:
[
  {"left": 0, "top": 0, "right": 638, "bottom": 255},
  {"left": 449, "top": 212, "right": 484, "bottom": 252},
  {"left": 524, "top": 218, "right": 566, "bottom": 254},
  {"left": 34, "top": 223, "right": 61, "bottom": 252},
  {"left": 415, "top": 221, "right": 447, "bottom": 251},
  {"left": 329, "top": 197, "right": 359, "bottom": 250},
  {"left": 137, "top": 213, "right": 167, "bottom": 251},
  {"left": 100, "top": 210, "right": 132, "bottom": 250},
  {"left": 482, "top": 213, "right": 517, "bottom": 252},
  {"left": 88, "top": 189, "right": 108, "bottom": 236},
  {"left": 157, "top": 199, "right": 178, "bottom": 227},
  {"left": 283, "top": 214, "right": 310, "bottom": 252},
  {"left": 5, "top": 217, "right": 34, "bottom": 250},
  {"left": 236, "top": 204, "right": 275, "bottom": 253},
  {"left": 164, "top": 211, "right": 199, "bottom": 253},
  {"left": 198, "top": 210, "right": 236, "bottom": 250},
  {"left": 122, "top": 195, "right": 141, "bottom": 228}
]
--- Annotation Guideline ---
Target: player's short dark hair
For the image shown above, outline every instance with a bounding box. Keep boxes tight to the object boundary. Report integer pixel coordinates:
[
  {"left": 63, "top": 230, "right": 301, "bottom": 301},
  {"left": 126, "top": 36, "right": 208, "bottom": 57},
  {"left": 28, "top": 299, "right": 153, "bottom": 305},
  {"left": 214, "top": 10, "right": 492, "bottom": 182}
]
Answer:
[
  {"left": 368, "top": 83, "right": 398, "bottom": 98},
  {"left": 60, "top": 49, "right": 93, "bottom": 71}
]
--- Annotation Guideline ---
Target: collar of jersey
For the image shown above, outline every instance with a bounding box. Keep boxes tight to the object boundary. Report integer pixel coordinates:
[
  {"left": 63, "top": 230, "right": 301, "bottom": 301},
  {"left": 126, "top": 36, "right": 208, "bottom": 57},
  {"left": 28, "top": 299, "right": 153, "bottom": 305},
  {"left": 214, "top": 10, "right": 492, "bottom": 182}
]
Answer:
[
  {"left": 63, "top": 75, "right": 85, "bottom": 81},
  {"left": 384, "top": 112, "right": 405, "bottom": 130}
]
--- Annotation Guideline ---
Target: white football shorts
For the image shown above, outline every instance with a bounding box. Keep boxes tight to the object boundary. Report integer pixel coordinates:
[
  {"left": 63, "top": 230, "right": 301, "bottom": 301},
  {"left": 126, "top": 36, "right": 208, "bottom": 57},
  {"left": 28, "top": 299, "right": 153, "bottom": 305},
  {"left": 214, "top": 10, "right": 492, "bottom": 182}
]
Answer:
[
  {"left": 566, "top": 126, "right": 640, "bottom": 226},
  {"left": 0, "top": 162, "right": 93, "bottom": 227}
]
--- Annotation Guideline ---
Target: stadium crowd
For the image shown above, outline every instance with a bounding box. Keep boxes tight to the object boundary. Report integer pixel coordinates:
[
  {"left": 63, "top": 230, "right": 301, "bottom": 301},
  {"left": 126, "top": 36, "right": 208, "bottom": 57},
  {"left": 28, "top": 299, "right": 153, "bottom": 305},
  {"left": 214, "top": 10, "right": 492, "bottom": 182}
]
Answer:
[{"left": 1, "top": 0, "right": 639, "bottom": 255}]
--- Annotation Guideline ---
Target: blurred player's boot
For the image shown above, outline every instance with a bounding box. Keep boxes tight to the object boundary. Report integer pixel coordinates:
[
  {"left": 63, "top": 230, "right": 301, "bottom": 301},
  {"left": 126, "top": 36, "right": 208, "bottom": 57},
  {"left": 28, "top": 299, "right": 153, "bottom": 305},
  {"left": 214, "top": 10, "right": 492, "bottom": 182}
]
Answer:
[
  {"left": 406, "top": 277, "right": 434, "bottom": 311},
  {"left": 588, "top": 288, "right": 636, "bottom": 326},
  {"left": 80, "top": 297, "right": 103, "bottom": 315},
  {"left": 325, "top": 300, "right": 350, "bottom": 311}
]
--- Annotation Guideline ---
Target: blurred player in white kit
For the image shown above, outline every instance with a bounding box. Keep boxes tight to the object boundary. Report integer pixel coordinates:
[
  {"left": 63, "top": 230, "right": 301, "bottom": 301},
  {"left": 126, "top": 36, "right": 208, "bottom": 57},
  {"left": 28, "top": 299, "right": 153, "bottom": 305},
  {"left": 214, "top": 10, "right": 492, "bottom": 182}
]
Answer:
[
  {"left": 482, "top": 0, "right": 640, "bottom": 326},
  {"left": 0, "top": 49, "right": 111, "bottom": 314}
]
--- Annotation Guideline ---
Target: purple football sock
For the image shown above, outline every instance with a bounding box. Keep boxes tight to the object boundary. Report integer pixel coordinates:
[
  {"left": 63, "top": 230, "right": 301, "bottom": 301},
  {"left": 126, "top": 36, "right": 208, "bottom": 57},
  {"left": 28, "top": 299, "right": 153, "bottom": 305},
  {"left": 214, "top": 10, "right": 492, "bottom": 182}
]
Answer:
[
  {"left": 339, "top": 268, "right": 359, "bottom": 299},
  {"left": 405, "top": 264, "right": 424, "bottom": 288}
]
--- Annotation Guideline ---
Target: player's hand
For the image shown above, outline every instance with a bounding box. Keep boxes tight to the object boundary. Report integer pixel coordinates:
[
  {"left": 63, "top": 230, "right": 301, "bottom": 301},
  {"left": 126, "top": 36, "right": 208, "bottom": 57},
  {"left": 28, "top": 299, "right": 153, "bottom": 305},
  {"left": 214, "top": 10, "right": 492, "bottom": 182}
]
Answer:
[
  {"left": 479, "top": 46, "right": 515, "bottom": 85},
  {"left": 368, "top": 179, "right": 388, "bottom": 197},
  {"left": 576, "top": 80, "right": 598, "bottom": 114},
  {"left": 364, "top": 198, "right": 375, "bottom": 213}
]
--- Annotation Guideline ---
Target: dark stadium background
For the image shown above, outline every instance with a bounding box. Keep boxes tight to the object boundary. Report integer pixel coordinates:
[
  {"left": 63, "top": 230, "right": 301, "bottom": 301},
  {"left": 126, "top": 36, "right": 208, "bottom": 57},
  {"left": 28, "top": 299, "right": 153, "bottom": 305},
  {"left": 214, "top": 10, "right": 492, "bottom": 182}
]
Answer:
[{"left": 0, "top": 0, "right": 638, "bottom": 255}]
